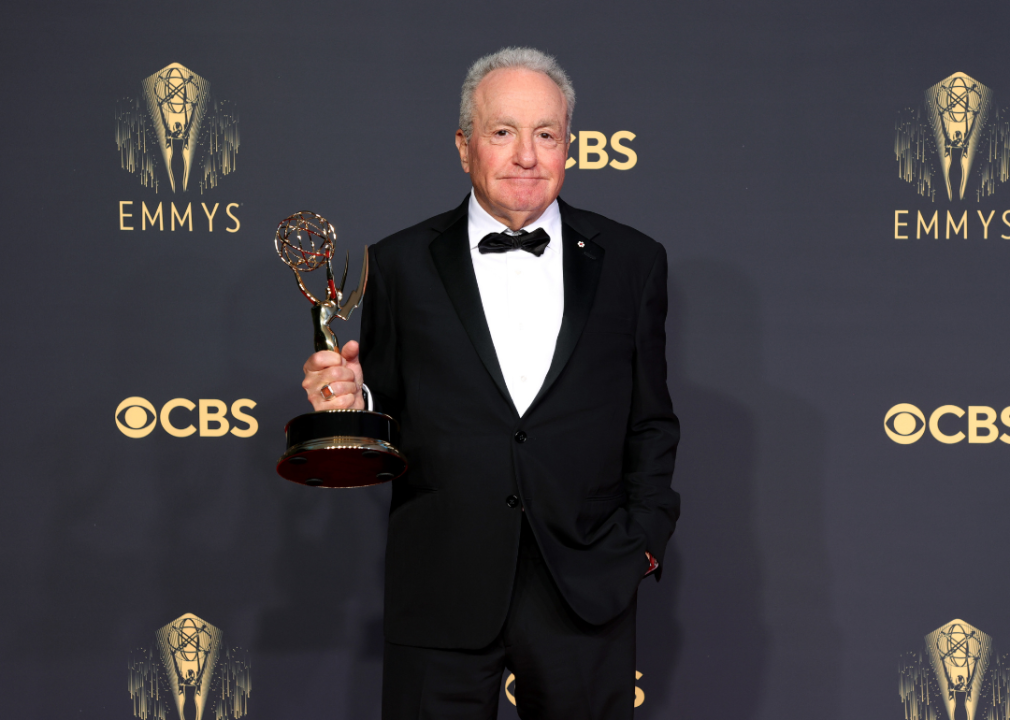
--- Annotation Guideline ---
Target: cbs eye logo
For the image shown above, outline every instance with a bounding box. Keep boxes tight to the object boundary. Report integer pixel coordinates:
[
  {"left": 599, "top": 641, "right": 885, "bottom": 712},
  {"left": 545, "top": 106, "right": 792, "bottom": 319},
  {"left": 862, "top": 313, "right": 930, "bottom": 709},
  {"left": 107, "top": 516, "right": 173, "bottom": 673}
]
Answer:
[
  {"left": 885, "top": 403, "right": 1010, "bottom": 444},
  {"left": 115, "top": 397, "right": 258, "bottom": 438},
  {"left": 884, "top": 403, "right": 926, "bottom": 444}
]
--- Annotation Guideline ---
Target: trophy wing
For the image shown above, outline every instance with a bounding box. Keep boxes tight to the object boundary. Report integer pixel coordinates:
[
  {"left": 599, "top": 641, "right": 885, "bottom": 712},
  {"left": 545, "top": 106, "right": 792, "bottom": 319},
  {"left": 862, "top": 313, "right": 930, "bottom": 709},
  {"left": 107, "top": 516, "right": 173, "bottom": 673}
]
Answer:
[
  {"left": 899, "top": 651, "right": 941, "bottom": 720},
  {"left": 979, "top": 654, "right": 1010, "bottom": 720},
  {"left": 197, "top": 98, "right": 240, "bottom": 192},
  {"left": 116, "top": 96, "right": 162, "bottom": 191},
  {"left": 975, "top": 107, "right": 1009, "bottom": 200},
  {"left": 128, "top": 645, "right": 172, "bottom": 720},
  {"left": 895, "top": 106, "right": 939, "bottom": 200},
  {"left": 209, "top": 646, "right": 252, "bottom": 719},
  {"left": 335, "top": 246, "right": 369, "bottom": 320}
]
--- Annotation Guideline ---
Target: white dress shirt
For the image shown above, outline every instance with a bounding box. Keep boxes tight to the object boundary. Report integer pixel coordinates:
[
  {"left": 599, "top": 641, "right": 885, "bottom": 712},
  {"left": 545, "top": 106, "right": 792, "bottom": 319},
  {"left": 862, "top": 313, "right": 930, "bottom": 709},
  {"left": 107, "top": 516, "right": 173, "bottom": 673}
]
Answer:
[{"left": 468, "top": 193, "right": 564, "bottom": 417}]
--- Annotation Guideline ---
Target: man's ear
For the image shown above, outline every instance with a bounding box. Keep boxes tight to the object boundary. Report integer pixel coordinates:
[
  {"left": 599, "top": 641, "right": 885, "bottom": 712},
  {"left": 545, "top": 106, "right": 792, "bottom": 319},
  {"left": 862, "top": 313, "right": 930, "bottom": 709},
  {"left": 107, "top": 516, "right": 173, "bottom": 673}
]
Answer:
[{"left": 455, "top": 129, "right": 470, "bottom": 173}]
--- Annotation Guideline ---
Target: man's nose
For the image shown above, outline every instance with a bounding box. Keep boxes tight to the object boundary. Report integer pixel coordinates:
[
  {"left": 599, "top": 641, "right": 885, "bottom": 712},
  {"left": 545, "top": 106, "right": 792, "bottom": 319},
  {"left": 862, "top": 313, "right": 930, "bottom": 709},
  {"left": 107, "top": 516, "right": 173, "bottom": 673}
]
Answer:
[{"left": 513, "top": 131, "right": 537, "bottom": 167}]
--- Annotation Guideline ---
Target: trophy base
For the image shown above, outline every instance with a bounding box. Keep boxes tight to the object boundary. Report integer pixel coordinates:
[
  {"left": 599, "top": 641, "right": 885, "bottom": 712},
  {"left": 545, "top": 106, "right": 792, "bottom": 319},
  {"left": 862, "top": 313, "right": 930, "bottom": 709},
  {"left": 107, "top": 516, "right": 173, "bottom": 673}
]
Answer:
[{"left": 277, "top": 410, "right": 407, "bottom": 488}]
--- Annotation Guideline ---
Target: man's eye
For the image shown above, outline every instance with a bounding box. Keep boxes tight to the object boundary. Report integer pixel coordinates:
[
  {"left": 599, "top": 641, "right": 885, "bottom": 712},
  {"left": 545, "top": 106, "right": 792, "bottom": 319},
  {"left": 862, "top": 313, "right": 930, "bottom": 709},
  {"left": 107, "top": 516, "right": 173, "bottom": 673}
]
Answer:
[{"left": 495, "top": 130, "right": 509, "bottom": 136}]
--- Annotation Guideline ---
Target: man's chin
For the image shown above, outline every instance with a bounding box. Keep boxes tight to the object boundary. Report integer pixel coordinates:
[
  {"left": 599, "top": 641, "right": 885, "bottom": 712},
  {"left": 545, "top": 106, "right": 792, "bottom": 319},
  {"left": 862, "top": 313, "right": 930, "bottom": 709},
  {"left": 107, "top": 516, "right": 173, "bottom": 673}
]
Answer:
[{"left": 490, "top": 188, "right": 556, "bottom": 216}]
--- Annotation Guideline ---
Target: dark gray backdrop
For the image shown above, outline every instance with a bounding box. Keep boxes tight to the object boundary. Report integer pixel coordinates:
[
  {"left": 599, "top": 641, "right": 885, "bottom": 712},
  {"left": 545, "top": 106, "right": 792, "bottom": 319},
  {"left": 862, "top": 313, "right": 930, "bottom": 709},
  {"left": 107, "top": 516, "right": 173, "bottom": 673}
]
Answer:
[{"left": 2, "top": 0, "right": 1009, "bottom": 717}]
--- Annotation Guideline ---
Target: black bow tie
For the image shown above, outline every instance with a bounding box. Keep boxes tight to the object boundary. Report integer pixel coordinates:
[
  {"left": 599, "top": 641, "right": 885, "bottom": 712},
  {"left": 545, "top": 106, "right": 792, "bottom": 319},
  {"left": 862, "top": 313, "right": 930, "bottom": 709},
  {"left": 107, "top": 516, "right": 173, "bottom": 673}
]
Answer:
[{"left": 477, "top": 227, "right": 551, "bottom": 257}]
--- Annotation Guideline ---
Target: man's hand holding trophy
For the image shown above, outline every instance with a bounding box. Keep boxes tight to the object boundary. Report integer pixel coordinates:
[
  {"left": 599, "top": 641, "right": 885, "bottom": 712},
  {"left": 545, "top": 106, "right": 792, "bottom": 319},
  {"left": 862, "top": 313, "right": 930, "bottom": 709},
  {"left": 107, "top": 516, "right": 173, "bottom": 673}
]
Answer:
[{"left": 273, "top": 211, "right": 406, "bottom": 488}]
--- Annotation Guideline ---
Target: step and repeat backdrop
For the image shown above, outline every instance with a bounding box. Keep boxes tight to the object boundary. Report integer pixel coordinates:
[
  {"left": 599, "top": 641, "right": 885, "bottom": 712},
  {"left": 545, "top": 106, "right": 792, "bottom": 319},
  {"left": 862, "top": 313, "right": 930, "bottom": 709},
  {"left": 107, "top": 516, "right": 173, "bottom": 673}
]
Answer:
[{"left": 2, "top": 0, "right": 1009, "bottom": 718}]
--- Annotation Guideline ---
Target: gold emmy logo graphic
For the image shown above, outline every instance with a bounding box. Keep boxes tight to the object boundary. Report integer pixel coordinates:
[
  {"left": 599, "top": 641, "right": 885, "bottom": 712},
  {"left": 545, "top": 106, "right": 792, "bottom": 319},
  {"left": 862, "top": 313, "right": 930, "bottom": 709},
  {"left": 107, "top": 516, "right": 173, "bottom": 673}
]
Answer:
[
  {"left": 899, "top": 619, "right": 1010, "bottom": 720},
  {"left": 895, "top": 72, "right": 1009, "bottom": 202},
  {"left": 129, "top": 613, "right": 250, "bottom": 720},
  {"left": 116, "top": 62, "right": 239, "bottom": 194}
]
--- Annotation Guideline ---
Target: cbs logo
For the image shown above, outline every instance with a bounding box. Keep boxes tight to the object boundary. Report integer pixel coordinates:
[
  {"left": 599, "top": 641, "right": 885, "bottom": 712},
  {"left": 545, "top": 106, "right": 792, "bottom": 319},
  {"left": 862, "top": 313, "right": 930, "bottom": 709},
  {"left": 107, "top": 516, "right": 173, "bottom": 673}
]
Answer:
[
  {"left": 566, "top": 131, "right": 637, "bottom": 170},
  {"left": 115, "top": 397, "right": 258, "bottom": 438},
  {"left": 504, "top": 671, "right": 645, "bottom": 707},
  {"left": 884, "top": 403, "right": 1010, "bottom": 444}
]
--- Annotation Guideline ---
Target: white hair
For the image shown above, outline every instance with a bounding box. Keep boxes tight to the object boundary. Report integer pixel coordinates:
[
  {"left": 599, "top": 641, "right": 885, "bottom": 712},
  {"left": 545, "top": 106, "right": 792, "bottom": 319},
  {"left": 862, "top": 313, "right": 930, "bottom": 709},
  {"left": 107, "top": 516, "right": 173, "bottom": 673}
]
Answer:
[{"left": 459, "top": 47, "right": 575, "bottom": 140}]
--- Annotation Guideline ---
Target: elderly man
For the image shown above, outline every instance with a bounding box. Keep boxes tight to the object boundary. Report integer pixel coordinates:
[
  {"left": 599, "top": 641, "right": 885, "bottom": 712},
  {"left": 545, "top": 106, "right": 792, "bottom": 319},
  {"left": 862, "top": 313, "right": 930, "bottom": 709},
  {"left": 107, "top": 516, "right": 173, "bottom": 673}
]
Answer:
[{"left": 302, "top": 47, "right": 680, "bottom": 719}]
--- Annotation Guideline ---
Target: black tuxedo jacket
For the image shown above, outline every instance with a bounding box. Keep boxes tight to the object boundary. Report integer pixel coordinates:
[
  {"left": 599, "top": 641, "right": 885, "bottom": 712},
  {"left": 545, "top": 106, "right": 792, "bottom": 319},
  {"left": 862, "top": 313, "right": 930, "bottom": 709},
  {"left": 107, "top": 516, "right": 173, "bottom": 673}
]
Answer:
[{"left": 360, "top": 196, "right": 680, "bottom": 649}]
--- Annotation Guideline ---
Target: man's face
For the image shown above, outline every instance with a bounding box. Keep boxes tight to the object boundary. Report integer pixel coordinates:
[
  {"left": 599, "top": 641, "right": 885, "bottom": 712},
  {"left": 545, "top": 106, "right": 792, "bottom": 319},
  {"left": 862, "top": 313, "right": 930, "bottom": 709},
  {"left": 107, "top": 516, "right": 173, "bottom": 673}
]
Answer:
[{"left": 455, "top": 68, "right": 569, "bottom": 227}]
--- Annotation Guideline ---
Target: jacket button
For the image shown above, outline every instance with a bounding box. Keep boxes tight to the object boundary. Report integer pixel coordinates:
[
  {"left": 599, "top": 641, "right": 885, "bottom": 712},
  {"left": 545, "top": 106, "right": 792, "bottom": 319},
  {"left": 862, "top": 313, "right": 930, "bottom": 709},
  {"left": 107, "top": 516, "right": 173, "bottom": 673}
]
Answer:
[
  {"left": 506, "top": 495, "right": 519, "bottom": 508},
  {"left": 514, "top": 430, "right": 527, "bottom": 443}
]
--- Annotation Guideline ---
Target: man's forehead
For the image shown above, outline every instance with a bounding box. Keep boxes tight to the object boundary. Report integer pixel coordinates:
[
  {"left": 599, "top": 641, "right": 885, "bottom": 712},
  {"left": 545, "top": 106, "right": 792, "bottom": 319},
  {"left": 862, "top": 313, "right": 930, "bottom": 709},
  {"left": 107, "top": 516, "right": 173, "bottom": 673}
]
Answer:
[
  {"left": 475, "top": 69, "right": 566, "bottom": 123},
  {"left": 477, "top": 69, "right": 564, "bottom": 105}
]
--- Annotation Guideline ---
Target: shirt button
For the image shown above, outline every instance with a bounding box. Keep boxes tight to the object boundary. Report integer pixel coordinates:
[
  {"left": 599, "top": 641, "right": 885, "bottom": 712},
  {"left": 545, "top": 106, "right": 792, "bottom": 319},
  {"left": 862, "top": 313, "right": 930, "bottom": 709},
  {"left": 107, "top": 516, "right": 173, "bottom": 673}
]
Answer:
[
  {"left": 506, "top": 494, "right": 519, "bottom": 508},
  {"left": 514, "top": 430, "right": 527, "bottom": 443},
  {"left": 520, "top": 375, "right": 527, "bottom": 382}
]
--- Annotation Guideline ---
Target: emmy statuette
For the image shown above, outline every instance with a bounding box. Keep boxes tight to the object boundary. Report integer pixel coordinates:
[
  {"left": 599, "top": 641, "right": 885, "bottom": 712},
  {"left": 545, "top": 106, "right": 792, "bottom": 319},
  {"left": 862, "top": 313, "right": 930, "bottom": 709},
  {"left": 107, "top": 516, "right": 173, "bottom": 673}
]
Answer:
[{"left": 274, "top": 211, "right": 407, "bottom": 488}]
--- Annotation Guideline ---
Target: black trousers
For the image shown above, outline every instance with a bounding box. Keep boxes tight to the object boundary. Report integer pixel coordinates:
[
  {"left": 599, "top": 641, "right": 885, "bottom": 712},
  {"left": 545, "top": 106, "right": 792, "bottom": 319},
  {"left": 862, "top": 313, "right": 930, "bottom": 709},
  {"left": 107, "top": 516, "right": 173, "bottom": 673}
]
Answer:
[{"left": 382, "top": 516, "right": 637, "bottom": 719}]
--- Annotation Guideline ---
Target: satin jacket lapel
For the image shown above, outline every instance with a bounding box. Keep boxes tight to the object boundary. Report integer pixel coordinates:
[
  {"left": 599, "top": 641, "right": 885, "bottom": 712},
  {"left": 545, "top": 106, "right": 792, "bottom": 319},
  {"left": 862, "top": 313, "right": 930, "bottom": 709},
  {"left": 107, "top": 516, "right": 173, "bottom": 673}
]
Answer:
[
  {"left": 429, "top": 200, "right": 518, "bottom": 418},
  {"left": 525, "top": 200, "right": 604, "bottom": 416}
]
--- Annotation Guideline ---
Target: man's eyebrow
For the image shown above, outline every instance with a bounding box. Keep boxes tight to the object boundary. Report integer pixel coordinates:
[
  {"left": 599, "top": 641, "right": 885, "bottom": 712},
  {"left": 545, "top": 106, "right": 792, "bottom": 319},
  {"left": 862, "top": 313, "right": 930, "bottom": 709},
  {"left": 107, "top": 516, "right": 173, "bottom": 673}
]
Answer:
[{"left": 488, "top": 116, "right": 520, "bottom": 128}]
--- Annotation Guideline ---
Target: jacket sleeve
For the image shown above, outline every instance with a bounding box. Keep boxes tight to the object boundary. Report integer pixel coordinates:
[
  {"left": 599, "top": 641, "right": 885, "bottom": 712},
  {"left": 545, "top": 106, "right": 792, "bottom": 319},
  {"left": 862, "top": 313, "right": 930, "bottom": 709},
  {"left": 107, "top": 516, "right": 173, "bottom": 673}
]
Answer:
[
  {"left": 624, "top": 243, "right": 680, "bottom": 578},
  {"left": 359, "top": 245, "right": 402, "bottom": 420}
]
